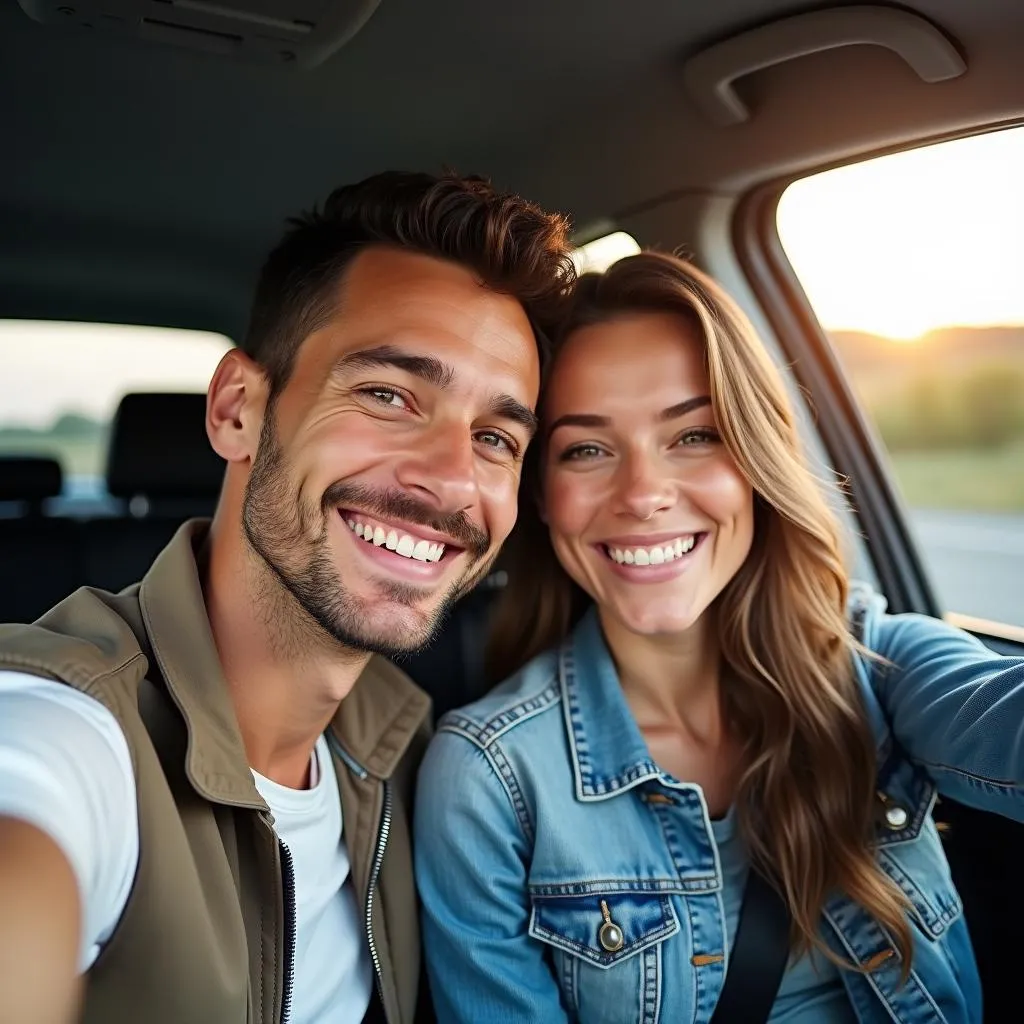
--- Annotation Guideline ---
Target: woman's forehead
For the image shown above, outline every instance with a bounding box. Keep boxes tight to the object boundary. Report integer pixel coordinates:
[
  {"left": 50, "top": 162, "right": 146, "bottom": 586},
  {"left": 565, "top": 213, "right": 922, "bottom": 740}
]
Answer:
[{"left": 545, "top": 313, "right": 710, "bottom": 414}]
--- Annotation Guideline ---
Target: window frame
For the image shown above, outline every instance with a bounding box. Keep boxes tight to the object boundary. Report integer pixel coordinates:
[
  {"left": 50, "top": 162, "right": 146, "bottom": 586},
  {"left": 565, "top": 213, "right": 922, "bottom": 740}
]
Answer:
[{"left": 732, "top": 122, "right": 1024, "bottom": 643}]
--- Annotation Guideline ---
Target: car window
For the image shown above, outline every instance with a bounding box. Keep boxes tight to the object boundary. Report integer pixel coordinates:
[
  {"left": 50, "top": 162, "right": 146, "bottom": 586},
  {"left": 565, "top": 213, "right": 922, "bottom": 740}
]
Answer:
[
  {"left": 0, "top": 321, "right": 231, "bottom": 507},
  {"left": 572, "top": 231, "right": 640, "bottom": 274},
  {"left": 777, "top": 127, "right": 1024, "bottom": 629}
]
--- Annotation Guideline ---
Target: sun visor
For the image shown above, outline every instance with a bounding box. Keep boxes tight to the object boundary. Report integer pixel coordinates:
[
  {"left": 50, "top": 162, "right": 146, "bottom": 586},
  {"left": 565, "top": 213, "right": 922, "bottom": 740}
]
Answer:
[{"left": 16, "top": 0, "right": 382, "bottom": 67}]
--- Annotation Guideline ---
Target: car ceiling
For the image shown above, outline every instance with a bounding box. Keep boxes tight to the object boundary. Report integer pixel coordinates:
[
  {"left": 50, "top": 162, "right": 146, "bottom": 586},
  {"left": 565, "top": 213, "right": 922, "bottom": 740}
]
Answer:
[{"left": 1, "top": 0, "right": 1023, "bottom": 340}]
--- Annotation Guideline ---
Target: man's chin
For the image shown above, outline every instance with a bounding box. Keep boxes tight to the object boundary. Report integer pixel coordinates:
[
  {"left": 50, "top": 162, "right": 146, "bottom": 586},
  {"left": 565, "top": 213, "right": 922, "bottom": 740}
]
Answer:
[{"left": 324, "top": 596, "right": 452, "bottom": 660}]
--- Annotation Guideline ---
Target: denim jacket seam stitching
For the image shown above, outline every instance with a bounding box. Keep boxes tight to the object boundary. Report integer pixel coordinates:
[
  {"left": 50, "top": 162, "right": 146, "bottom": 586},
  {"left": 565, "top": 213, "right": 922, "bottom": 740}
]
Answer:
[
  {"left": 483, "top": 740, "right": 534, "bottom": 844},
  {"left": 529, "top": 878, "right": 699, "bottom": 893},
  {"left": 877, "top": 850, "right": 952, "bottom": 936},
  {"left": 823, "top": 914, "right": 906, "bottom": 1023},
  {"left": 914, "top": 757, "right": 1023, "bottom": 791},
  {"left": 476, "top": 683, "right": 562, "bottom": 746},
  {"left": 531, "top": 918, "right": 678, "bottom": 965},
  {"left": 437, "top": 681, "right": 561, "bottom": 747},
  {"left": 435, "top": 720, "right": 488, "bottom": 748}
]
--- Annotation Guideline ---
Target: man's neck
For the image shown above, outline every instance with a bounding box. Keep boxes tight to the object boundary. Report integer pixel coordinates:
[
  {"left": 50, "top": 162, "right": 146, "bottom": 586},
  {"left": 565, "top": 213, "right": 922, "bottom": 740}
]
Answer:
[{"left": 202, "top": 520, "right": 370, "bottom": 790}]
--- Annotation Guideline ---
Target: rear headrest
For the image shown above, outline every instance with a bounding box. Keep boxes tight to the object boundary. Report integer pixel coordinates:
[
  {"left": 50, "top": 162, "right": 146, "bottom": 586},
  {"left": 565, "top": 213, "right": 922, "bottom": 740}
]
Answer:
[
  {"left": 0, "top": 456, "right": 63, "bottom": 502},
  {"left": 106, "top": 393, "right": 225, "bottom": 500}
]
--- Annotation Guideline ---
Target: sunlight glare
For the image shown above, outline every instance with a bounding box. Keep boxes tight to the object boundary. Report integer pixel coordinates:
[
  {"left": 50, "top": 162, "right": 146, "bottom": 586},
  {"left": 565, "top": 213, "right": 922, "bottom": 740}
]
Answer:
[{"left": 777, "top": 127, "right": 1024, "bottom": 338}]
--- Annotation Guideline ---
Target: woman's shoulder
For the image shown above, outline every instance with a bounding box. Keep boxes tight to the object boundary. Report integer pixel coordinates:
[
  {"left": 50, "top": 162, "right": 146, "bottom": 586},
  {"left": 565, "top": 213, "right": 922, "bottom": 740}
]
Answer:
[
  {"left": 848, "top": 578, "right": 987, "bottom": 662},
  {"left": 434, "top": 647, "right": 565, "bottom": 752}
]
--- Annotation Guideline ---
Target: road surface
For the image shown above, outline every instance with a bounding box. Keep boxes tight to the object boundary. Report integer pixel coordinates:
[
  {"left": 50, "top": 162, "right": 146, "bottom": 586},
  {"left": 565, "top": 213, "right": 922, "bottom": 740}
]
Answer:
[{"left": 908, "top": 509, "right": 1024, "bottom": 628}]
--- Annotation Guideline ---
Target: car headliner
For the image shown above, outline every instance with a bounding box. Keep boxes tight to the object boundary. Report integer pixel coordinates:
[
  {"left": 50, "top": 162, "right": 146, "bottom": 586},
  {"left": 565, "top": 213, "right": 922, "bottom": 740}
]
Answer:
[{"left": 1, "top": 0, "right": 1022, "bottom": 340}]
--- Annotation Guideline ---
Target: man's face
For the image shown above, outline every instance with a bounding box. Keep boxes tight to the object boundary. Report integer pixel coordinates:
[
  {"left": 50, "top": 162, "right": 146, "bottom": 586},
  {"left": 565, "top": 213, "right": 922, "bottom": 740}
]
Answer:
[{"left": 242, "top": 247, "right": 540, "bottom": 658}]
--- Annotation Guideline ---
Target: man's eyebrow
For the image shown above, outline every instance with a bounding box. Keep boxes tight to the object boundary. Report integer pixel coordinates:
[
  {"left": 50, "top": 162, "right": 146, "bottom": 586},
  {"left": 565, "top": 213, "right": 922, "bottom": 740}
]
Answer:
[
  {"left": 488, "top": 394, "right": 539, "bottom": 438},
  {"left": 548, "top": 396, "right": 712, "bottom": 437},
  {"left": 332, "top": 344, "right": 455, "bottom": 389},
  {"left": 335, "top": 343, "right": 537, "bottom": 437}
]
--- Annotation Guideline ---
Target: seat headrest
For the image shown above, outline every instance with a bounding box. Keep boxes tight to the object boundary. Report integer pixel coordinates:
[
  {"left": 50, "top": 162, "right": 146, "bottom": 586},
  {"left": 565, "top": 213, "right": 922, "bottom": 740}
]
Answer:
[
  {"left": 0, "top": 456, "right": 63, "bottom": 502},
  {"left": 106, "top": 393, "right": 225, "bottom": 500}
]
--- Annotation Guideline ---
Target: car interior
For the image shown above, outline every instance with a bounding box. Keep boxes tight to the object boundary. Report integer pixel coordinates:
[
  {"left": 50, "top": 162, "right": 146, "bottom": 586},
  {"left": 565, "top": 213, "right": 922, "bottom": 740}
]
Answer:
[{"left": 1, "top": 0, "right": 1022, "bottom": 1017}]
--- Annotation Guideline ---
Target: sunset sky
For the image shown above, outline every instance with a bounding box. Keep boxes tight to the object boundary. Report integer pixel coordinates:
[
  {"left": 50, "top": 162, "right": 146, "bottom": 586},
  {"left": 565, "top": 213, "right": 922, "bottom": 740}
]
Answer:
[
  {"left": 778, "top": 125, "right": 1024, "bottom": 340},
  {"left": 3, "top": 126, "right": 1022, "bottom": 428}
]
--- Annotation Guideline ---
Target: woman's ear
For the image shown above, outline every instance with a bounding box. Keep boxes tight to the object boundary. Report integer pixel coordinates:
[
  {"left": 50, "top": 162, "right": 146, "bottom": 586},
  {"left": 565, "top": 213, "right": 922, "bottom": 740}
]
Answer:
[{"left": 206, "top": 350, "right": 268, "bottom": 464}]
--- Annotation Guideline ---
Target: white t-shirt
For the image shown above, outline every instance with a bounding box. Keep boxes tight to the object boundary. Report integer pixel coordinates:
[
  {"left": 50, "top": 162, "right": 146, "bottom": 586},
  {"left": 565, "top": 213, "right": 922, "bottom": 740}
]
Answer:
[{"left": 0, "top": 670, "right": 373, "bottom": 1024}]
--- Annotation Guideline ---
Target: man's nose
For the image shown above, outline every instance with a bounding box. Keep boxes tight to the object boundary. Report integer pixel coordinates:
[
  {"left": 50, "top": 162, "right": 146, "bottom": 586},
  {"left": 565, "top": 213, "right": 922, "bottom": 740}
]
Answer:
[{"left": 393, "top": 420, "right": 479, "bottom": 514}]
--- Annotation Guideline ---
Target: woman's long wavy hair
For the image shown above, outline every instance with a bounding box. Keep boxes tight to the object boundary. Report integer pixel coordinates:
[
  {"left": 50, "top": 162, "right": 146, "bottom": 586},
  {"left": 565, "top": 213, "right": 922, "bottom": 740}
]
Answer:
[{"left": 487, "top": 251, "right": 913, "bottom": 973}]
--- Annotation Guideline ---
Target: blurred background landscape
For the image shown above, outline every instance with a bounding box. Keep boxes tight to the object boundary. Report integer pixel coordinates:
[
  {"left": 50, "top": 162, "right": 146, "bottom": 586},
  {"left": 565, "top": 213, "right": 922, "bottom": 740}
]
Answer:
[{"left": 830, "top": 325, "right": 1024, "bottom": 512}]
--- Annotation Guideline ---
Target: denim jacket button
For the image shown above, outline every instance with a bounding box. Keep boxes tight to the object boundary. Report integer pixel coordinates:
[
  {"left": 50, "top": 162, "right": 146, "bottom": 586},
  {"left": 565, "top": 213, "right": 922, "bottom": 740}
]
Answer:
[
  {"left": 599, "top": 899, "right": 625, "bottom": 952},
  {"left": 884, "top": 804, "right": 909, "bottom": 830}
]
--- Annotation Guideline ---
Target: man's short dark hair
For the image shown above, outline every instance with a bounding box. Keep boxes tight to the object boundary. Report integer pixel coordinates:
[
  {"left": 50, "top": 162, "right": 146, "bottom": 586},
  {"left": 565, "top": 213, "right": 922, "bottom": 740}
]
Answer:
[{"left": 242, "top": 171, "right": 576, "bottom": 394}]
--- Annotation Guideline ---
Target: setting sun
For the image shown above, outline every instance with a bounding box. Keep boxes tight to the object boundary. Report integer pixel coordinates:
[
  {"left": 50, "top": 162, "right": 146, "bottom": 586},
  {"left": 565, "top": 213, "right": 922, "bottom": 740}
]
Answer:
[{"left": 777, "top": 126, "right": 1024, "bottom": 340}]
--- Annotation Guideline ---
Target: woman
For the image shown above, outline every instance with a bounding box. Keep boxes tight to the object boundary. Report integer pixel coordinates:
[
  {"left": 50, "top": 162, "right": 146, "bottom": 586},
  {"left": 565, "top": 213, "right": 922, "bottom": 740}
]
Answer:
[{"left": 414, "top": 252, "right": 1023, "bottom": 1023}]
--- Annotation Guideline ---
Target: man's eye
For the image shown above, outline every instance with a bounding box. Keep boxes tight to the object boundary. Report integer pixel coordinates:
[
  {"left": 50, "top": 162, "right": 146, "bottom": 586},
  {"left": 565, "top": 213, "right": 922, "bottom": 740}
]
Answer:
[
  {"left": 475, "top": 431, "right": 519, "bottom": 457},
  {"left": 360, "top": 387, "right": 409, "bottom": 409}
]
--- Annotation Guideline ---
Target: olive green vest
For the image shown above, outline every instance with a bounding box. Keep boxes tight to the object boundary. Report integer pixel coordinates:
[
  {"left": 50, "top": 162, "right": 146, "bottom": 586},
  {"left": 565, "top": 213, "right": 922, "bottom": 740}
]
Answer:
[{"left": 0, "top": 521, "right": 432, "bottom": 1024}]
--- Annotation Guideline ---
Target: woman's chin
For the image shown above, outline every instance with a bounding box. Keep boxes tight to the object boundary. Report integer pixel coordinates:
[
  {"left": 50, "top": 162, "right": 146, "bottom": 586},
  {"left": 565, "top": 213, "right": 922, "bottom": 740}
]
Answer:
[{"left": 604, "top": 596, "right": 705, "bottom": 639}]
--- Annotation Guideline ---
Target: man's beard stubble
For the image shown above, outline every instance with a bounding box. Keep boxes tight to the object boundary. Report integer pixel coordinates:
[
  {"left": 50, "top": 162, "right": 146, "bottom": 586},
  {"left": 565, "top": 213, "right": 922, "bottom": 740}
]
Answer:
[{"left": 240, "top": 411, "right": 496, "bottom": 661}]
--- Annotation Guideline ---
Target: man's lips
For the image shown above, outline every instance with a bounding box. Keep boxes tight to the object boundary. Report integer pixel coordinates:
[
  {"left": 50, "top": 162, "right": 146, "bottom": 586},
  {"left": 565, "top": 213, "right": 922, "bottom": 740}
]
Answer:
[{"left": 339, "top": 509, "right": 464, "bottom": 564}]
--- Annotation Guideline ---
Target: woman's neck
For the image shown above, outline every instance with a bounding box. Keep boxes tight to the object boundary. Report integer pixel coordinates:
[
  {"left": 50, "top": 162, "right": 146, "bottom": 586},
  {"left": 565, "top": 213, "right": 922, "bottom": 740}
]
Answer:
[{"left": 601, "top": 608, "right": 722, "bottom": 730}]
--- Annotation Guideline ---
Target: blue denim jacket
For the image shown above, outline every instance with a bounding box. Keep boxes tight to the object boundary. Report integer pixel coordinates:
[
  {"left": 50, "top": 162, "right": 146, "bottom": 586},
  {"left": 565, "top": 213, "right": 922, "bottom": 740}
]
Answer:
[{"left": 415, "top": 588, "right": 1024, "bottom": 1023}]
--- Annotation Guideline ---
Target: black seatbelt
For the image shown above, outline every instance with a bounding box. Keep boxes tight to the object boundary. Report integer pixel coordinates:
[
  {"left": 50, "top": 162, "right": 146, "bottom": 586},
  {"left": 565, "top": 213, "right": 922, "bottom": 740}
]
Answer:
[
  {"left": 709, "top": 868, "right": 791, "bottom": 1023},
  {"left": 709, "top": 598, "right": 869, "bottom": 1021}
]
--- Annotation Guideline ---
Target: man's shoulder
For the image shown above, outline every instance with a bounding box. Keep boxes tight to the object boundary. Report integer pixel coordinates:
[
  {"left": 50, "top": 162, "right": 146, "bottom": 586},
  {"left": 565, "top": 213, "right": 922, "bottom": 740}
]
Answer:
[
  {"left": 435, "top": 649, "right": 563, "bottom": 752},
  {"left": 0, "top": 586, "right": 148, "bottom": 701}
]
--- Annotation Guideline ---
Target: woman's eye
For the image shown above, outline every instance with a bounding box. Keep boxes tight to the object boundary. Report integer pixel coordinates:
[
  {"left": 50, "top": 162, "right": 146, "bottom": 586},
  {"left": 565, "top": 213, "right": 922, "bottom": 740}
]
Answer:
[
  {"left": 675, "top": 428, "right": 720, "bottom": 447},
  {"left": 560, "top": 444, "right": 606, "bottom": 462}
]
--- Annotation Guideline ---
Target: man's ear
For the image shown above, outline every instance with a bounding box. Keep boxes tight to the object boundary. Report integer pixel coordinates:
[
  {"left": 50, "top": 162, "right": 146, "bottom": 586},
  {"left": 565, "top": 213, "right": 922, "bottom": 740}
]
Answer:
[{"left": 206, "top": 350, "right": 268, "bottom": 464}]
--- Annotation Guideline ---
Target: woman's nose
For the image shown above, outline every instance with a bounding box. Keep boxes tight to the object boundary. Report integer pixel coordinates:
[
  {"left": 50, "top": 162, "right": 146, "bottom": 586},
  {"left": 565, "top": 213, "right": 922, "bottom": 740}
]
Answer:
[{"left": 613, "top": 456, "right": 674, "bottom": 522}]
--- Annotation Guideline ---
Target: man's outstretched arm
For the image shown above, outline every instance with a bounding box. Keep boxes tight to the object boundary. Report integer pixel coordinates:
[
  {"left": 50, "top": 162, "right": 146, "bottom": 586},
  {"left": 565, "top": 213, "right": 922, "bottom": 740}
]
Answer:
[
  {"left": 0, "top": 817, "right": 82, "bottom": 1024},
  {"left": 0, "top": 672, "right": 141, "bottom": 1024}
]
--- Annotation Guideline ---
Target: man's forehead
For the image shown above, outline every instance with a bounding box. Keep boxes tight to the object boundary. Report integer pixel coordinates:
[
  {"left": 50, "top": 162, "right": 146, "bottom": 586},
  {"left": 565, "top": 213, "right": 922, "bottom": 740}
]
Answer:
[
  {"left": 337, "top": 246, "right": 515, "bottom": 320},
  {"left": 321, "top": 246, "right": 540, "bottom": 383}
]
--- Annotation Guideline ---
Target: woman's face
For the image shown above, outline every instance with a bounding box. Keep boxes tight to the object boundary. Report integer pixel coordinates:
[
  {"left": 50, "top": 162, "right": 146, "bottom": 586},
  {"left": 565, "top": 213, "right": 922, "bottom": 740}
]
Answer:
[{"left": 541, "top": 312, "right": 755, "bottom": 637}]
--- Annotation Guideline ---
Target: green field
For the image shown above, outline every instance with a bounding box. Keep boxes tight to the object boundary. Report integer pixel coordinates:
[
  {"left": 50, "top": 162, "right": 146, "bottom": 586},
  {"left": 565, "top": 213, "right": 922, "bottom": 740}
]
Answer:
[
  {"left": 0, "top": 434, "right": 106, "bottom": 477},
  {"left": 887, "top": 442, "right": 1024, "bottom": 513}
]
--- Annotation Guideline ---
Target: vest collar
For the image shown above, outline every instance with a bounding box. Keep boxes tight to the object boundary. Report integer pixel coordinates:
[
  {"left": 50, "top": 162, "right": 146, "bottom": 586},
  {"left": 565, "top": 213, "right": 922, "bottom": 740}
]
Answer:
[{"left": 139, "top": 521, "right": 429, "bottom": 806}]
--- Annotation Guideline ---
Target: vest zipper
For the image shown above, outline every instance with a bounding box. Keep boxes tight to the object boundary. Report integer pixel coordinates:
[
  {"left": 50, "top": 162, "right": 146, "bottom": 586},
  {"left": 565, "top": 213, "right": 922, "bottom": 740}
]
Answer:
[
  {"left": 365, "top": 779, "right": 392, "bottom": 1013},
  {"left": 279, "top": 839, "right": 297, "bottom": 1024}
]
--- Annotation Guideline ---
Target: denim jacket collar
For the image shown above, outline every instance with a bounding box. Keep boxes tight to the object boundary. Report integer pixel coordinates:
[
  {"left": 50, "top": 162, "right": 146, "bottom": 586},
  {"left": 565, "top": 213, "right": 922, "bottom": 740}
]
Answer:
[{"left": 560, "top": 606, "right": 664, "bottom": 801}]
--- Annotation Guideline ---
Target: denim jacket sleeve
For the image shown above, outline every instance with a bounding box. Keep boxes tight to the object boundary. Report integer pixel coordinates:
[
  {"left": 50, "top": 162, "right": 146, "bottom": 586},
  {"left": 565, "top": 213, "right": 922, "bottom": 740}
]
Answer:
[
  {"left": 863, "top": 599, "right": 1024, "bottom": 820},
  {"left": 414, "top": 728, "right": 570, "bottom": 1024}
]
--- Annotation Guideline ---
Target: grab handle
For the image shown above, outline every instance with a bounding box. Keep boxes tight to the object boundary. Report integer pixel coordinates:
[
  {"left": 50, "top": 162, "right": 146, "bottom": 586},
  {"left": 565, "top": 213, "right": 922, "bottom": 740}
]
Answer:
[{"left": 683, "top": 5, "right": 965, "bottom": 126}]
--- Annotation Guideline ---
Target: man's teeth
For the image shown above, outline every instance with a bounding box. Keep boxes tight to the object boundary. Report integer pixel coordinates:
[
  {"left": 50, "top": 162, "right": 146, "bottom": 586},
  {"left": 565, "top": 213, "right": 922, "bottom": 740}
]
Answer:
[
  {"left": 607, "top": 536, "right": 696, "bottom": 566},
  {"left": 346, "top": 519, "right": 445, "bottom": 562}
]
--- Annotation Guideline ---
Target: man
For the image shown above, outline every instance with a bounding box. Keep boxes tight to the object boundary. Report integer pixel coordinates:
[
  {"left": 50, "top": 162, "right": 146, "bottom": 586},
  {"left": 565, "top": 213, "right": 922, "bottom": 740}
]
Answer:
[{"left": 0, "top": 171, "right": 573, "bottom": 1024}]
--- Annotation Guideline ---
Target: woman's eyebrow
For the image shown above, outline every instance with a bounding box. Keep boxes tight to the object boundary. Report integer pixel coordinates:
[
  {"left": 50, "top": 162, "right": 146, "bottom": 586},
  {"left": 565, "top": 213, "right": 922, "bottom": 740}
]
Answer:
[
  {"left": 659, "top": 395, "right": 711, "bottom": 421},
  {"left": 548, "top": 396, "right": 712, "bottom": 437}
]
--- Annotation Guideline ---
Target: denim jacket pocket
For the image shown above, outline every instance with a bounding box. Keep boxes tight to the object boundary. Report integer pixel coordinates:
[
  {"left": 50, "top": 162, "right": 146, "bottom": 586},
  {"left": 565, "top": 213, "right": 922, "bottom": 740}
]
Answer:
[
  {"left": 529, "top": 891, "right": 679, "bottom": 1024},
  {"left": 529, "top": 890, "right": 680, "bottom": 968},
  {"left": 874, "top": 757, "right": 963, "bottom": 939}
]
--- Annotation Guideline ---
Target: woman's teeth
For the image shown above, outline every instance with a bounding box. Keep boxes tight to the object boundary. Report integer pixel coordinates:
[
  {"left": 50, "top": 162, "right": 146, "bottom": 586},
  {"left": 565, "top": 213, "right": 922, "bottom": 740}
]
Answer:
[
  {"left": 606, "top": 535, "right": 696, "bottom": 566},
  {"left": 347, "top": 519, "right": 445, "bottom": 563}
]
